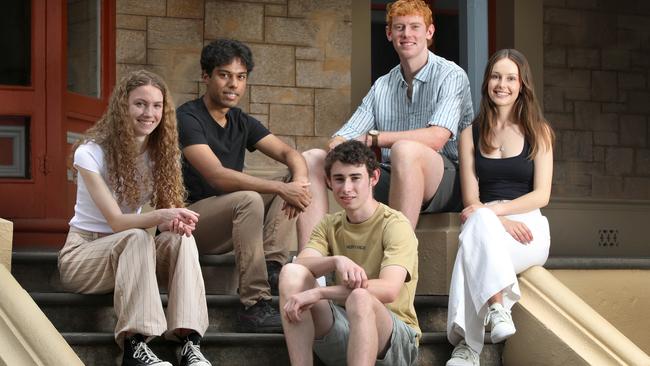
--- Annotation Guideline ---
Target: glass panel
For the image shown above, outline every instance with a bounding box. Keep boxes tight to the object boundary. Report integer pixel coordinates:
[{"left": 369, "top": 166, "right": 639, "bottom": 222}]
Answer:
[
  {"left": 0, "top": 116, "right": 30, "bottom": 179},
  {"left": 67, "top": 0, "right": 101, "bottom": 97},
  {"left": 0, "top": 2, "right": 31, "bottom": 86}
]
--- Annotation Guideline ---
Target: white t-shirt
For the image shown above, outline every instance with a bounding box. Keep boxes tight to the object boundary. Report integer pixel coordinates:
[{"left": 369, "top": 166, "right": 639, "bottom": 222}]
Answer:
[{"left": 69, "top": 141, "right": 152, "bottom": 233}]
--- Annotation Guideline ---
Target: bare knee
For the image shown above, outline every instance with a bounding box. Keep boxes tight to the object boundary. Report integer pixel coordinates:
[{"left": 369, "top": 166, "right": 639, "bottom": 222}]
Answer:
[
  {"left": 390, "top": 140, "right": 434, "bottom": 166},
  {"left": 303, "top": 149, "right": 326, "bottom": 174},
  {"left": 279, "top": 263, "right": 315, "bottom": 295},
  {"left": 345, "top": 288, "right": 376, "bottom": 319}
]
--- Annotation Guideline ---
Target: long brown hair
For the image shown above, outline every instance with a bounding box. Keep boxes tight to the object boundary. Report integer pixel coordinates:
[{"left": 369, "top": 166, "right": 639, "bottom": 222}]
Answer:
[
  {"left": 476, "top": 49, "right": 554, "bottom": 159},
  {"left": 72, "top": 70, "right": 185, "bottom": 209}
]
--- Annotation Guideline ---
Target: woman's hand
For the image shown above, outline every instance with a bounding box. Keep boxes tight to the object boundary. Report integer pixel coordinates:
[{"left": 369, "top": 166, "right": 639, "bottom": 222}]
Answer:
[
  {"left": 156, "top": 208, "right": 199, "bottom": 237},
  {"left": 499, "top": 217, "right": 533, "bottom": 244},
  {"left": 460, "top": 203, "right": 486, "bottom": 223}
]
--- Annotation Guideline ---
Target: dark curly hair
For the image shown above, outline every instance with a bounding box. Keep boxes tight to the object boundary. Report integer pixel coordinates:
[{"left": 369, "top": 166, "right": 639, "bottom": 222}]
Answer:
[
  {"left": 201, "top": 39, "right": 254, "bottom": 76},
  {"left": 324, "top": 140, "right": 380, "bottom": 178}
]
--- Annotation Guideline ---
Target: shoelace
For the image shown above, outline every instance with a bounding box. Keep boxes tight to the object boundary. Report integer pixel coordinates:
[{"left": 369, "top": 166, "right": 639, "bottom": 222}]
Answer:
[
  {"left": 133, "top": 342, "right": 164, "bottom": 363},
  {"left": 484, "top": 305, "right": 512, "bottom": 327},
  {"left": 451, "top": 342, "right": 478, "bottom": 361},
  {"left": 182, "top": 342, "right": 209, "bottom": 363}
]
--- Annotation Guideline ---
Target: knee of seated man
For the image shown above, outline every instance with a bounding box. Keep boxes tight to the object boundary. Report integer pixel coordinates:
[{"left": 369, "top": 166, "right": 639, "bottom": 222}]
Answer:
[
  {"left": 345, "top": 288, "right": 375, "bottom": 316},
  {"left": 391, "top": 140, "right": 436, "bottom": 163},
  {"left": 279, "top": 263, "right": 313, "bottom": 289},
  {"left": 232, "top": 190, "right": 264, "bottom": 212},
  {"left": 302, "top": 148, "right": 327, "bottom": 169}
]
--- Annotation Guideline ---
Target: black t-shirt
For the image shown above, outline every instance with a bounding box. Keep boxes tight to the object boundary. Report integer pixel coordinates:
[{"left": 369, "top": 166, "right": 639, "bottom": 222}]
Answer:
[
  {"left": 177, "top": 97, "right": 270, "bottom": 203},
  {"left": 473, "top": 124, "right": 534, "bottom": 203}
]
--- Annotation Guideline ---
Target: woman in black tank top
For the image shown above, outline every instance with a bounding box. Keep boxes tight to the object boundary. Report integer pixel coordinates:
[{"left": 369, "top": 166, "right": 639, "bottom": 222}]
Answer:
[{"left": 446, "top": 49, "right": 555, "bottom": 366}]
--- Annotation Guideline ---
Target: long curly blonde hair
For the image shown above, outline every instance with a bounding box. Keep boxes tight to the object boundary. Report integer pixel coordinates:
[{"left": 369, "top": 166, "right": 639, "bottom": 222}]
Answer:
[{"left": 73, "top": 70, "right": 185, "bottom": 209}]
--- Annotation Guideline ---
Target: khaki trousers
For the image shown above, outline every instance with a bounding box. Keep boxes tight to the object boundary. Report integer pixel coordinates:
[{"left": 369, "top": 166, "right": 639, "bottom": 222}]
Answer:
[
  {"left": 189, "top": 190, "right": 292, "bottom": 307},
  {"left": 58, "top": 228, "right": 209, "bottom": 346}
]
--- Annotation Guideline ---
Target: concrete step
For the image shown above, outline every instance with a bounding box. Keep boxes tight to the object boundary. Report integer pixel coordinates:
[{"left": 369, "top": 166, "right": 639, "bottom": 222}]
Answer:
[
  {"left": 12, "top": 250, "right": 239, "bottom": 294},
  {"left": 30, "top": 292, "right": 449, "bottom": 333},
  {"left": 63, "top": 332, "right": 503, "bottom": 366}
]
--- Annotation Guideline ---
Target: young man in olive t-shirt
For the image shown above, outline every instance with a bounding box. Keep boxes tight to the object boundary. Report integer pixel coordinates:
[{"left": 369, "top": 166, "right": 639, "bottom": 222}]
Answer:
[{"left": 279, "top": 141, "right": 420, "bottom": 366}]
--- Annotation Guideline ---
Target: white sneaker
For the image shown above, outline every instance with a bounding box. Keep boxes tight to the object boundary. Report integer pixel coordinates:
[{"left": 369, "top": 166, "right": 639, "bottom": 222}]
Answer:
[
  {"left": 446, "top": 340, "right": 480, "bottom": 366},
  {"left": 485, "top": 302, "right": 516, "bottom": 343}
]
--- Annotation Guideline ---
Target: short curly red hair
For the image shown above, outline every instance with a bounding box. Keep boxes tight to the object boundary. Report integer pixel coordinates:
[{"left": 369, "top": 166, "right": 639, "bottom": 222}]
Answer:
[{"left": 386, "top": 0, "right": 433, "bottom": 28}]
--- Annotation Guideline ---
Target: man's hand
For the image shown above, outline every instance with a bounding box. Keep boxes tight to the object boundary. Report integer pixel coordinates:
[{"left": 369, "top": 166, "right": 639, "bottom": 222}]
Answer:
[
  {"left": 283, "top": 288, "right": 321, "bottom": 322},
  {"left": 335, "top": 256, "right": 368, "bottom": 289},
  {"left": 327, "top": 136, "right": 346, "bottom": 151},
  {"left": 460, "top": 203, "right": 486, "bottom": 223},
  {"left": 500, "top": 217, "right": 533, "bottom": 244},
  {"left": 278, "top": 181, "right": 312, "bottom": 211}
]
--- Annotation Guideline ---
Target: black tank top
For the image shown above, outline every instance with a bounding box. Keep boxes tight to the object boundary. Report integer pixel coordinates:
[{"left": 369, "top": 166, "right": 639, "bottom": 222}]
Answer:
[{"left": 473, "top": 124, "right": 534, "bottom": 203}]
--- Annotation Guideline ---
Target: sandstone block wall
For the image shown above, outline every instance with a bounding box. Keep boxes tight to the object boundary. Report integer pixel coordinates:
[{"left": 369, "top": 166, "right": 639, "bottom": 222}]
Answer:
[
  {"left": 116, "top": 0, "right": 352, "bottom": 171},
  {"left": 544, "top": 0, "right": 650, "bottom": 199}
]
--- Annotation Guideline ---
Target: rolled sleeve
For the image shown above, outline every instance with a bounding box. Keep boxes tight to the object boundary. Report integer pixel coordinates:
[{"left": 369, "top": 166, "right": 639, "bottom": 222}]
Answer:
[{"left": 334, "top": 85, "right": 376, "bottom": 139}]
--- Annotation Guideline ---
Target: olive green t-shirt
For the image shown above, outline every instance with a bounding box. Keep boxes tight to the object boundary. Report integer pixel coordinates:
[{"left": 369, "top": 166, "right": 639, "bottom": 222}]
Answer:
[{"left": 306, "top": 203, "right": 421, "bottom": 337}]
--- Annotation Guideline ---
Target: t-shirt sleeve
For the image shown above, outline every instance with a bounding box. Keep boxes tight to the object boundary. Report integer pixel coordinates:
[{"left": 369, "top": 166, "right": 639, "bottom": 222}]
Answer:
[
  {"left": 427, "top": 68, "right": 472, "bottom": 141},
  {"left": 381, "top": 217, "right": 418, "bottom": 282},
  {"left": 177, "top": 110, "right": 208, "bottom": 148},
  {"left": 304, "top": 218, "right": 331, "bottom": 257},
  {"left": 73, "top": 143, "right": 104, "bottom": 174},
  {"left": 245, "top": 114, "right": 271, "bottom": 152},
  {"left": 334, "top": 84, "right": 376, "bottom": 139}
]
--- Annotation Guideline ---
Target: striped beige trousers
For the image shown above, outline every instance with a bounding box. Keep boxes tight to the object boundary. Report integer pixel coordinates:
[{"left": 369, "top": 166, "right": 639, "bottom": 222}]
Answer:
[{"left": 58, "top": 227, "right": 209, "bottom": 347}]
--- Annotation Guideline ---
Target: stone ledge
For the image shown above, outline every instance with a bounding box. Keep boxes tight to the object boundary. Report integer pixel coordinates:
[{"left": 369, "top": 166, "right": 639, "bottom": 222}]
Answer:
[
  {"left": 503, "top": 266, "right": 650, "bottom": 365},
  {"left": 0, "top": 218, "right": 12, "bottom": 271},
  {"left": 0, "top": 265, "right": 83, "bottom": 365}
]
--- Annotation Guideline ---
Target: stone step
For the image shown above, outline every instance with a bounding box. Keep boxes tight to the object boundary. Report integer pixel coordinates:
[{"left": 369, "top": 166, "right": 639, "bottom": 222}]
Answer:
[
  {"left": 30, "top": 292, "right": 449, "bottom": 333},
  {"left": 63, "top": 332, "right": 503, "bottom": 366},
  {"left": 12, "top": 251, "right": 239, "bottom": 294}
]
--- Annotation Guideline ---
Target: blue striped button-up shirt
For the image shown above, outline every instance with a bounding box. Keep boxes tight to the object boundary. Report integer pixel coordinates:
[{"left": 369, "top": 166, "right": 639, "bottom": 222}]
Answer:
[{"left": 335, "top": 51, "right": 474, "bottom": 162}]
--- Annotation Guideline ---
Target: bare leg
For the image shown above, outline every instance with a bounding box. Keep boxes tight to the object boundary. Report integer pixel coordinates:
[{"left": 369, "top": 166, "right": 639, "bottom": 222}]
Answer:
[
  {"left": 488, "top": 292, "right": 503, "bottom": 305},
  {"left": 279, "top": 263, "right": 333, "bottom": 365},
  {"left": 346, "top": 288, "right": 395, "bottom": 366},
  {"left": 297, "top": 149, "right": 329, "bottom": 251},
  {"left": 388, "top": 140, "right": 444, "bottom": 228}
]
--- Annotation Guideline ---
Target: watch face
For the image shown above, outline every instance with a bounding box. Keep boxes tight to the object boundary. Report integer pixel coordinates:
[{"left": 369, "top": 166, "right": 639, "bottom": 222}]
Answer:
[{"left": 369, "top": 129, "right": 379, "bottom": 136}]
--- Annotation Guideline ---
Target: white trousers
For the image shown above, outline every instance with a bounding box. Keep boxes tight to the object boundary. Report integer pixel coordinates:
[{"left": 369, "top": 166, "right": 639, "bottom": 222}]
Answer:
[{"left": 446, "top": 207, "right": 550, "bottom": 353}]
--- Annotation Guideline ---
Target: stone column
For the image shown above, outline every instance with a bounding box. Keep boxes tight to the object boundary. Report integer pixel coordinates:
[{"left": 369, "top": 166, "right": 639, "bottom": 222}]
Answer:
[{"left": 0, "top": 218, "right": 13, "bottom": 271}]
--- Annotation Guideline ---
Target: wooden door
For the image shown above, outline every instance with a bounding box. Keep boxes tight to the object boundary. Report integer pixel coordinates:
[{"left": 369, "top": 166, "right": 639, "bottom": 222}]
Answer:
[
  {"left": 0, "top": 1, "right": 47, "bottom": 219},
  {"left": 0, "top": 0, "right": 115, "bottom": 247}
]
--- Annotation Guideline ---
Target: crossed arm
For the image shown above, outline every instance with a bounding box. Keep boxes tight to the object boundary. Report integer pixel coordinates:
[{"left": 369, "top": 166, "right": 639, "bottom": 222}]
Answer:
[
  {"left": 283, "top": 248, "right": 407, "bottom": 322},
  {"left": 77, "top": 167, "right": 198, "bottom": 236},
  {"left": 329, "top": 125, "right": 452, "bottom": 152},
  {"left": 182, "top": 134, "right": 311, "bottom": 217}
]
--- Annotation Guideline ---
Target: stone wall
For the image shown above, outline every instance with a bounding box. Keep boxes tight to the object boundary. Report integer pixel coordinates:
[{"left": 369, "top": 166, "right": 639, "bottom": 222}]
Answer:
[
  {"left": 544, "top": 0, "right": 650, "bottom": 199},
  {"left": 116, "top": 0, "right": 352, "bottom": 170}
]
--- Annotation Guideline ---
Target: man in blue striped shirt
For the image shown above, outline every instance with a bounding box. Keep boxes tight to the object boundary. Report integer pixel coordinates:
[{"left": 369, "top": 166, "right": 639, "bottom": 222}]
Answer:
[{"left": 298, "top": 0, "right": 474, "bottom": 249}]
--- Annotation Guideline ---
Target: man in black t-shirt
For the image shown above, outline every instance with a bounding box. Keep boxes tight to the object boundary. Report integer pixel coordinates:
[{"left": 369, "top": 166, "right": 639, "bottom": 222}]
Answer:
[{"left": 177, "top": 39, "right": 311, "bottom": 333}]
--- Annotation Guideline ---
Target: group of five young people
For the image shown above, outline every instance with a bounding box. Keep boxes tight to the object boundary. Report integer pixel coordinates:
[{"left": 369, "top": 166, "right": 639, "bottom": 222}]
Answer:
[{"left": 61, "top": 1, "right": 554, "bottom": 365}]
